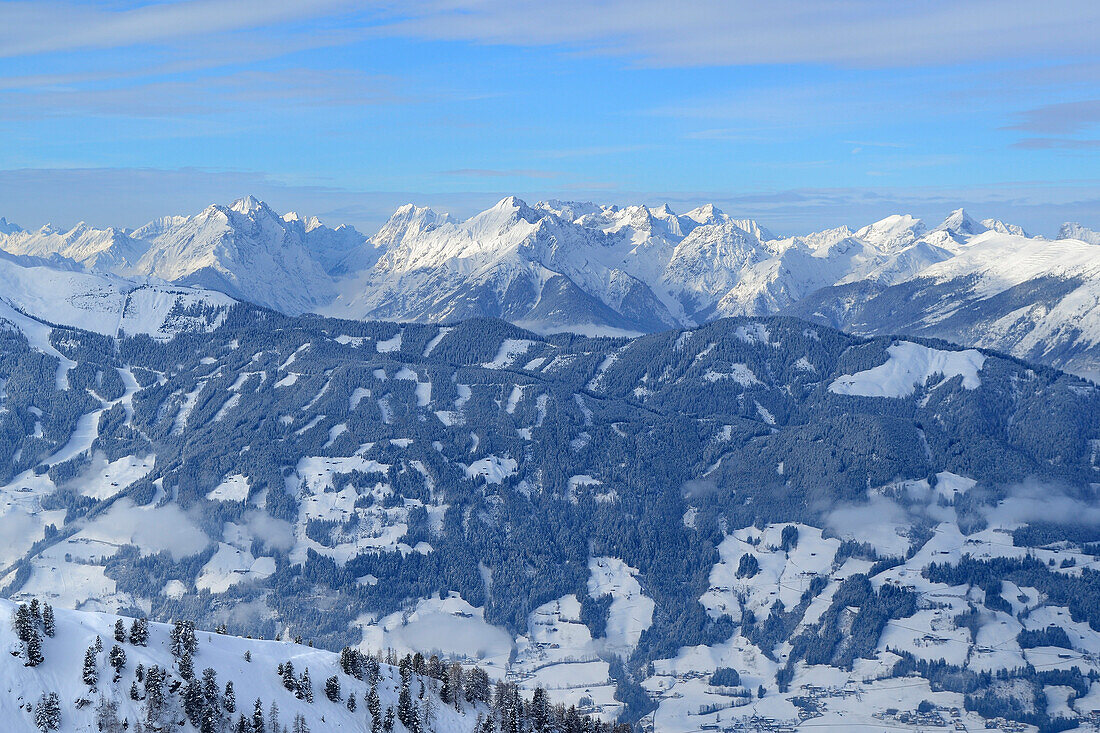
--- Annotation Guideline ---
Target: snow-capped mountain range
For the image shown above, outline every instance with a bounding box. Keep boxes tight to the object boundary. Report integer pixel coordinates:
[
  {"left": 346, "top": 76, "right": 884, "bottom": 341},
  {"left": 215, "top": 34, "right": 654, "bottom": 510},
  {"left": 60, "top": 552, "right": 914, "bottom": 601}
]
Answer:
[{"left": 3, "top": 197, "right": 1099, "bottom": 378}]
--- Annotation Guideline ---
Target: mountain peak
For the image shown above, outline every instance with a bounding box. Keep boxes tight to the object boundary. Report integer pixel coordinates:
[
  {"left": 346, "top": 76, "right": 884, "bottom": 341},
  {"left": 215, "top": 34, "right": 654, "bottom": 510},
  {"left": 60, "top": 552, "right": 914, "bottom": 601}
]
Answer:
[
  {"left": 935, "top": 208, "right": 986, "bottom": 237},
  {"left": 0, "top": 216, "right": 22, "bottom": 235},
  {"left": 1058, "top": 221, "right": 1100, "bottom": 245},
  {"left": 982, "top": 218, "right": 1029, "bottom": 237},
  {"left": 684, "top": 203, "right": 726, "bottom": 225},
  {"left": 229, "top": 194, "right": 269, "bottom": 215},
  {"left": 856, "top": 213, "right": 926, "bottom": 251}
]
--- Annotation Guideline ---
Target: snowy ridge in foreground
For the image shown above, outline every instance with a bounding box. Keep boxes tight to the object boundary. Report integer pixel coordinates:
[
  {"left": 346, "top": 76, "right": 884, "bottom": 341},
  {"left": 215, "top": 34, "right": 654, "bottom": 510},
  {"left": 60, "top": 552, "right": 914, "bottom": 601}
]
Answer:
[{"left": 0, "top": 598, "right": 612, "bottom": 733}]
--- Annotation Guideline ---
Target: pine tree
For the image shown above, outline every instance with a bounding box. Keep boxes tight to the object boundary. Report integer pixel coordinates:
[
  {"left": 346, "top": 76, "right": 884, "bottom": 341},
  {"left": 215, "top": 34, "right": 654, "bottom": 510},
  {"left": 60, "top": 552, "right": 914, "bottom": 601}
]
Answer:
[
  {"left": 136, "top": 663, "right": 145, "bottom": 682},
  {"left": 114, "top": 619, "right": 126, "bottom": 643},
  {"left": 292, "top": 714, "right": 311, "bottom": 733},
  {"left": 14, "top": 603, "right": 33, "bottom": 642},
  {"left": 179, "top": 649, "right": 195, "bottom": 679},
  {"left": 532, "top": 687, "right": 551, "bottom": 732},
  {"left": 225, "top": 680, "right": 237, "bottom": 713},
  {"left": 252, "top": 698, "right": 265, "bottom": 733},
  {"left": 466, "top": 666, "right": 490, "bottom": 704},
  {"left": 145, "top": 666, "right": 164, "bottom": 724},
  {"left": 34, "top": 692, "right": 61, "bottom": 732},
  {"left": 129, "top": 618, "right": 148, "bottom": 646},
  {"left": 201, "top": 707, "right": 219, "bottom": 733},
  {"left": 25, "top": 628, "right": 44, "bottom": 667},
  {"left": 347, "top": 692, "right": 356, "bottom": 712},
  {"left": 300, "top": 669, "right": 313, "bottom": 703},
  {"left": 109, "top": 644, "right": 126, "bottom": 678},
  {"left": 236, "top": 714, "right": 248, "bottom": 733},
  {"left": 29, "top": 598, "right": 40, "bottom": 623},
  {"left": 94, "top": 634, "right": 103, "bottom": 653},
  {"left": 421, "top": 698, "right": 437, "bottom": 729},
  {"left": 383, "top": 707, "right": 395, "bottom": 732},
  {"left": 130, "top": 680, "right": 141, "bottom": 700},
  {"left": 440, "top": 672, "right": 453, "bottom": 705},
  {"left": 398, "top": 683, "right": 420, "bottom": 733},
  {"left": 281, "top": 661, "right": 297, "bottom": 693},
  {"left": 448, "top": 662, "right": 464, "bottom": 710},
  {"left": 269, "top": 701, "right": 280, "bottom": 733},
  {"left": 202, "top": 667, "right": 219, "bottom": 704},
  {"left": 41, "top": 604, "right": 54, "bottom": 637},
  {"left": 325, "top": 675, "right": 341, "bottom": 702},
  {"left": 184, "top": 680, "right": 204, "bottom": 728},
  {"left": 83, "top": 645, "right": 99, "bottom": 690},
  {"left": 368, "top": 686, "right": 382, "bottom": 733}
]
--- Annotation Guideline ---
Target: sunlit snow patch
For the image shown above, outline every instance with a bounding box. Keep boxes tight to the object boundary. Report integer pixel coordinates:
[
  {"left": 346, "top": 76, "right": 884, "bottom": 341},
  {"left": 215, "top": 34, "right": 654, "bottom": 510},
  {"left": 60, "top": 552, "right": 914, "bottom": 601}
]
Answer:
[{"left": 829, "top": 341, "right": 985, "bottom": 398}]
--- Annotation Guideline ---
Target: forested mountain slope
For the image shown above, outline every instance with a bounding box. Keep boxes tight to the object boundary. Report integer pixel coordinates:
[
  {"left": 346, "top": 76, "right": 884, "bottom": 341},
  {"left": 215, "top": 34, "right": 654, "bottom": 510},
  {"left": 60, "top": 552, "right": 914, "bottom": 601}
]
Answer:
[{"left": 2, "top": 300, "right": 1099, "bottom": 728}]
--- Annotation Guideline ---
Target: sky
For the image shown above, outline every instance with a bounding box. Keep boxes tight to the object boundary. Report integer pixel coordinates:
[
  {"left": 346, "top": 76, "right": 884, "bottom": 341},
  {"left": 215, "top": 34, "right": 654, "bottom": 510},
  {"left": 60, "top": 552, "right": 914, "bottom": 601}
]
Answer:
[{"left": 1, "top": 0, "right": 1099, "bottom": 236}]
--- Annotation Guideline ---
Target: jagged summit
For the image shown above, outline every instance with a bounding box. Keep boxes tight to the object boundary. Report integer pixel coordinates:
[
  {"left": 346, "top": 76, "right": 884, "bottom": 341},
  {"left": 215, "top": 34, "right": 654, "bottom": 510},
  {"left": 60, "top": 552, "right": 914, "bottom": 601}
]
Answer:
[
  {"left": 0, "top": 215, "right": 20, "bottom": 234},
  {"left": 1059, "top": 221, "right": 1100, "bottom": 245},
  {"left": 935, "top": 208, "right": 986, "bottom": 237},
  {"left": 228, "top": 194, "right": 268, "bottom": 215},
  {"left": 0, "top": 198, "right": 1093, "bottom": 375}
]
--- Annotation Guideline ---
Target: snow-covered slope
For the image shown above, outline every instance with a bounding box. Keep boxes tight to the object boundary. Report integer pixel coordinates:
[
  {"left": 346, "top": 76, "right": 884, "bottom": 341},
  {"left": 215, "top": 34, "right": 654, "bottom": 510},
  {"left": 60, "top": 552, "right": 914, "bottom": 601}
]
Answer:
[
  {"left": 789, "top": 231, "right": 1100, "bottom": 379},
  {"left": 0, "top": 253, "right": 234, "bottom": 340},
  {"left": 132, "top": 196, "right": 340, "bottom": 314},
  {"left": 0, "top": 598, "right": 597, "bottom": 733},
  {"left": 0, "top": 222, "right": 149, "bottom": 273}
]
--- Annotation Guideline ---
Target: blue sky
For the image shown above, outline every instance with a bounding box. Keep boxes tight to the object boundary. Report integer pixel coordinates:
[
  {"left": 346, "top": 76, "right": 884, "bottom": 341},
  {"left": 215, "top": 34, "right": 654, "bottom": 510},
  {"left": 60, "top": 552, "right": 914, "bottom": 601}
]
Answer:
[{"left": 1, "top": 0, "right": 1099, "bottom": 236}]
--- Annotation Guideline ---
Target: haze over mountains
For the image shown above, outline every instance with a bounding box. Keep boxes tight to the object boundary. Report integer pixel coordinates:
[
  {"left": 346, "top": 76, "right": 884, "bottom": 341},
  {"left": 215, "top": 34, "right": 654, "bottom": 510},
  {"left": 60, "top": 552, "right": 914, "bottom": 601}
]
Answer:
[{"left": 2, "top": 197, "right": 1099, "bottom": 379}]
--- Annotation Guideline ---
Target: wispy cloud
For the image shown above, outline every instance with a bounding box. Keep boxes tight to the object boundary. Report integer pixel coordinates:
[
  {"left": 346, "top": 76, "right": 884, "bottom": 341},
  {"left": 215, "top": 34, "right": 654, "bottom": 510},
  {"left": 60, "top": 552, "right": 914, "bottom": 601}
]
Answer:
[
  {"left": 440, "top": 168, "right": 562, "bottom": 179},
  {"left": 0, "top": 68, "right": 406, "bottom": 120},
  {"left": 1013, "top": 137, "right": 1100, "bottom": 150},
  {"left": 0, "top": 0, "right": 359, "bottom": 58},
  {"left": 1007, "top": 98, "right": 1100, "bottom": 134},
  {"left": 378, "top": 0, "right": 1100, "bottom": 69}
]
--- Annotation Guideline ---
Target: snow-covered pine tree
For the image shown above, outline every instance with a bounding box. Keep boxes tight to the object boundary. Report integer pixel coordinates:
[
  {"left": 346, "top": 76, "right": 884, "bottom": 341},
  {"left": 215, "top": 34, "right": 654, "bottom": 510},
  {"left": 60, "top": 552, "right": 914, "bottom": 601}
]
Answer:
[
  {"left": 178, "top": 648, "right": 195, "bottom": 679},
  {"left": 184, "top": 679, "right": 204, "bottom": 727},
  {"left": 42, "top": 604, "right": 54, "bottom": 637},
  {"left": 129, "top": 617, "right": 148, "bottom": 646},
  {"left": 398, "top": 682, "right": 420, "bottom": 733},
  {"left": 368, "top": 685, "right": 381, "bottom": 733},
  {"left": 144, "top": 665, "right": 164, "bottom": 724},
  {"left": 202, "top": 667, "right": 219, "bottom": 704},
  {"left": 14, "top": 603, "right": 32, "bottom": 641},
  {"left": 466, "top": 666, "right": 490, "bottom": 704},
  {"left": 114, "top": 619, "right": 126, "bottom": 642},
  {"left": 346, "top": 691, "right": 356, "bottom": 711},
  {"left": 83, "top": 645, "right": 99, "bottom": 690},
  {"left": 224, "top": 680, "right": 237, "bottom": 713},
  {"left": 281, "top": 660, "right": 296, "bottom": 693},
  {"left": 324, "top": 675, "right": 340, "bottom": 702},
  {"left": 109, "top": 644, "right": 126, "bottom": 679},
  {"left": 34, "top": 691, "right": 61, "bottom": 732},
  {"left": 25, "top": 626, "right": 44, "bottom": 667},
  {"left": 252, "top": 698, "right": 265, "bottom": 733},
  {"left": 300, "top": 668, "right": 313, "bottom": 703}
]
